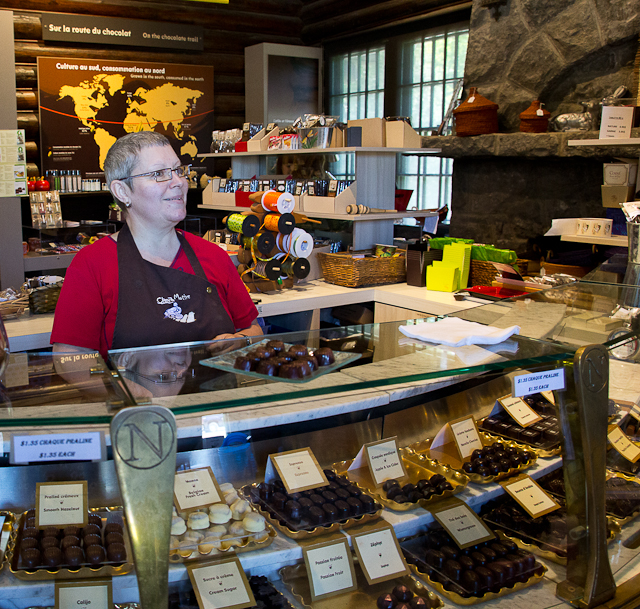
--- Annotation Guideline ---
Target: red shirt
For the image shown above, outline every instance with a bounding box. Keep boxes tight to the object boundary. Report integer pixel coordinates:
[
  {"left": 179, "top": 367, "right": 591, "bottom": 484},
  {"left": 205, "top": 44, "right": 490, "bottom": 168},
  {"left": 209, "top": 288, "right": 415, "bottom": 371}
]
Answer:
[{"left": 51, "top": 231, "right": 258, "bottom": 360}]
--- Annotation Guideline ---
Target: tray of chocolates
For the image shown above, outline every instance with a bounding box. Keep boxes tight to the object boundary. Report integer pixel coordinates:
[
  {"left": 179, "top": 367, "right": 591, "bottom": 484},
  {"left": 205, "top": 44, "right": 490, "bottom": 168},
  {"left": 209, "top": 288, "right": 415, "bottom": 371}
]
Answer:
[
  {"left": 538, "top": 467, "right": 640, "bottom": 524},
  {"left": 331, "top": 454, "right": 469, "bottom": 511},
  {"left": 169, "top": 482, "right": 276, "bottom": 561},
  {"left": 0, "top": 511, "right": 17, "bottom": 573},
  {"left": 400, "top": 528, "right": 546, "bottom": 605},
  {"left": 479, "top": 496, "right": 620, "bottom": 565},
  {"left": 404, "top": 436, "right": 537, "bottom": 484},
  {"left": 279, "top": 562, "right": 442, "bottom": 609},
  {"left": 200, "top": 339, "right": 361, "bottom": 383},
  {"left": 479, "top": 394, "right": 562, "bottom": 457},
  {"left": 241, "top": 471, "right": 383, "bottom": 539},
  {"left": 8, "top": 507, "right": 132, "bottom": 580}
]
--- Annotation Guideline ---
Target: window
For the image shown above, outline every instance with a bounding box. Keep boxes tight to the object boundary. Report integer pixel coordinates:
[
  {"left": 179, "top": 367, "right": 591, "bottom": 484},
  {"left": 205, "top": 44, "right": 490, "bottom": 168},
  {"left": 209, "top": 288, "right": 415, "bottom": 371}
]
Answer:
[{"left": 326, "top": 22, "right": 469, "bottom": 219}]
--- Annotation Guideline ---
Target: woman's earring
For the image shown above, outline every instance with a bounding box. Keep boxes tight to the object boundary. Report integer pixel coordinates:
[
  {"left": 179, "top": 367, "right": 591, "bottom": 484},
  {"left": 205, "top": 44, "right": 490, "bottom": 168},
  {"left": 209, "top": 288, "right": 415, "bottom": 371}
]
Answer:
[{"left": 124, "top": 202, "right": 131, "bottom": 208}]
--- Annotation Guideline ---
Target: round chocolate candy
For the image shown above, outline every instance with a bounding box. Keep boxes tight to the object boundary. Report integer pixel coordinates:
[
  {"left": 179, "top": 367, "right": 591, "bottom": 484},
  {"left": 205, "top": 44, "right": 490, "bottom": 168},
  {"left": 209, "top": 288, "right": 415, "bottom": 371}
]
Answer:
[
  {"left": 425, "top": 549, "right": 445, "bottom": 569},
  {"left": 462, "top": 462, "right": 475, "bottom": 474},
  {"left": 63, "top": 526, "right": 81, "bottom": 538},
  {"left": 285, "top": 500, "right": 302, "bottom": 522},
  {"left": 441, "top": 545, "right": 459, "bottom": 561},
  {"left": 271, "top": 492, "right": 288, "bottom": 510},
  {"left": 322, "top": 503, "right": 338, "bottom": 521},
  {"left": 480, "top": 546, "right": 497, "bottom": 561},
  {"left": 42, "top": 526, "right": 61, "bottom": 539},
  {"left": 392, "top": 584, "right": 413, "bottom": 602},
  {"left": 334, "top": 500, "right": 350, "bottom": 519},
  {"left": 298, "top": 497, "right": 314, "bottom": 513},
  {"left": 475, "top": 565, "right": 495, "bottom": 589},
  {"left": 87, "top": 513, "right": 102, "bottom": 527},
  {"left": 61, "top": 535, "right": 81, "bottom": 550},
  {"left": 489, "top": 463, "right": 501, "bottom": 476},
  {"left": 254, "top": 346, "right": 276, "bottom": 359},
  {"left": 266, "top": 340, "right": 284, "bottom": 352},
  {"left": 383, "top": 479, "right": 400, "bottom": 492},
  {"left": 65, "top": 546, "right": 84, "bottom": 568},
  {"left": 308, "top": 506, "right": 325, "bottom": 525},
  {"left": 107, "top": 542, "right": 126, "bottom": 562},
  {"left": 408, "top": 491, "right": 423, "bottom": 503},
  {"left": 313, "top": 347, "right": 334, "bottom": 366},
  {"left": 359, "top": 494, "right": 375, "bottom": 511},
  {"left": 43, "top": 546, "right": 63, "bottom": 568},
  {"left": 345, "top": 484, "right": 361, "bottom": 496},
  {"left": 459, "top": 555, "right": 475, "bottom": 571},
  {"left": 309, "top": 494, "right": 325, "bottom": 507},
  {"left": 257, "top": 482, "right": 272, "bottom": 501},
  {"left": 82, "top": 523, "right": 101, "bottom": 538},
  {"left": 84, "top": 534, "right": 102, "bottom": 547},
  {"left": 234, "top": 356, "right": 252, "bottom": 371},
  {"left": 395, "top": 604, "right": 411, "bottom": 609},
  {"left": 288, "top": 344, "right": 308, "bottom": 357},
  {"left": 323, "top": 469, "right": 337, "bottom": 481},
  {"left": 444, "top": 559, "right": 463, "bottom": 581},
  {"left": 20, "top": 537, "right": 38, "bottom": 550},
  {"left": 461, "top": 569, "right": 481, "bottom": 594},
  {"left": 477, "top": 466, "right": 491, "bottom": 477},
  {"left": 298, "top": 355, "right": 318, "bottom": 371},
  {"left": 25, "top": 517, "right": 36, "bottom": 529},
  {"left": 437, "top": 481, "right": 454, "bottom": 493},
  {"left": 402, "top": 483, "right": 417, "bottom": 495},
  {"left": 416, "top": 479, "right": 431, "bottom": 491},
  {"left": 321, "top": 490, "right": 338, "bottom": 503},
  {"left": 429, "top": 474, "right": 446, "bottom": 487},
  {"left": 335, "top": 476, "right": 350, "bottom": 487},
  {"left": 487, "top": 562, "right": 506, "bottom": 586},
  {"left": 377, "top": 593, "right": 396, "bottom": 609},
  {"left": 393, "top": 494, "right": 409, "bottom": 504},
  {"left": 256, "top": 359, "right": 278, "bottom": 375},
  {"left": 335, "top": 488, "right": 350, "bottom": 501},
  {"left": 470, "top": 551, "right": 488, "bottom": 567},
  {"left": 387, "top": 486, "right": 403, "bottom": 501},
  {"left": 86, "top": 544, "right": 105, "bottom": 566},
  {"left": 410, "top": 597, "right": 432, "bottom": 609},
  {"left": 41, "top": 537, "right": 59, "bottom": 550},
  {"left": 21, "top": 547, "right": 41, "bottom": 568},
  {"left": 106, "top": 532, "right": 124, "bottom": 547},
  {"left": 422, "top": 487, "right": 436, "bottom": 500},
  {"left": 346, "top": 497, "right": 363, "bottom": 516}
]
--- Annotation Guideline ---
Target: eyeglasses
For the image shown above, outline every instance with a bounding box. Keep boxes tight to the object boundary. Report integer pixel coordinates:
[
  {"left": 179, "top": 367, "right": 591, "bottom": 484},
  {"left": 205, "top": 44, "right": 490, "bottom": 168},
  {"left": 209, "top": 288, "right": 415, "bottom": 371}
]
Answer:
[
  {"left": 120, "top": 164, "right": 192, "bottom": 183},
  {"left": 124, "top": 369, "right": 183, "bottom": 384}
]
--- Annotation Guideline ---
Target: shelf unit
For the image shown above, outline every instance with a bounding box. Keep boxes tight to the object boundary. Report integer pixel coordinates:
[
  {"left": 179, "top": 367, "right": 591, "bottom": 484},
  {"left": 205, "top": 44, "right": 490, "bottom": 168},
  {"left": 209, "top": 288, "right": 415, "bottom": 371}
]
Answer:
[
  {"left": 198, "top": 146, "right": 441, "bottom": 250},
  {"left": 567, "top": 138, "right": 640, "bottom": 146},
  {"left": 560, "top": 234, "right": 628, "bottom": 246}
]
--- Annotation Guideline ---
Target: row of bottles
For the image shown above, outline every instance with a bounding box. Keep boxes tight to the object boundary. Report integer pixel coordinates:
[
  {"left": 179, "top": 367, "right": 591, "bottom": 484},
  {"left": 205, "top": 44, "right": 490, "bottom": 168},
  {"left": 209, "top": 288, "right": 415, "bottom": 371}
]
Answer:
[{"left": 27, "top": 172, "right": 105, "bottom": 193}]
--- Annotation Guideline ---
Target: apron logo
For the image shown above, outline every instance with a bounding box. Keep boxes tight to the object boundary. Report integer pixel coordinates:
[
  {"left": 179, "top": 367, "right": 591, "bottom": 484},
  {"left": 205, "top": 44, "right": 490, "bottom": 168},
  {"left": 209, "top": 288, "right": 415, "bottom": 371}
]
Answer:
[{"left": 157, "top": 294, "right": 196, "bottom": 324}]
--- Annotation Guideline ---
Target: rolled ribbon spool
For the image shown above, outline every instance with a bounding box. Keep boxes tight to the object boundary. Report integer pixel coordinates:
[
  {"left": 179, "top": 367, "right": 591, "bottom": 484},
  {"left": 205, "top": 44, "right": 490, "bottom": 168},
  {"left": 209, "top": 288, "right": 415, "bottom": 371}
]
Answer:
[
  {"left": 243, "top": 231, "right": 275, "bottom": 256},
  {"left": 261, "top": 190, "right": 295, "bottom": 214},
  {"left": 226, "top": 213, "right": 260, "bottom": 238},
  {"left": 263, "top": 212, "right": 295, "bottom": 235},
  {"left": 276, "top": 227, "right": 313, "bottom": 259},
  {"left": 253, "top": 259, "right": 282, "bottom": 281},
  {"left": 280, "top": 256, "right": 310, "bottom": 279}
]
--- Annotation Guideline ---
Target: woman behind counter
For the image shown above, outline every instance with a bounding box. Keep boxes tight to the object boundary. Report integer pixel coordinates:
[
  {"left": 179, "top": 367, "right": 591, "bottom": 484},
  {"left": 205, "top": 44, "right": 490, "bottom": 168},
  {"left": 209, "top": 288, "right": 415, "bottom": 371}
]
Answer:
[{"left": 51, "top": 131, "right": 261, "bottom": 360}]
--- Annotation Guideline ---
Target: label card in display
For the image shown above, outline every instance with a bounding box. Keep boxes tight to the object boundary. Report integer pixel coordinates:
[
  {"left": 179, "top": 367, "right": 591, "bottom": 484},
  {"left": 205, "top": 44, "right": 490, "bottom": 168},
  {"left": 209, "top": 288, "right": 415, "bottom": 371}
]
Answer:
[
  {"left": 430, "top": 415, "right": 482, "bottom": 469},
  {"left": 174, "top": 467, "right": 223, "bottom": 512},
  {"left": 265, "top": 448, "right": 328, "bottom": 494},
  {"left": 36, "top": 481, "right": 88, "bottom": 528},
  {"left": 512, "top": 368, "right": 565, "bottom": 397},
  {"left": 302, "top": 537, "right": 357, "bottom": 602},
  {"left": 497, "top": 395, "right": 542, "bottom": 428},
  {"left": 348, "top": 437, "right": 407, "bottom": 487},
  {"left": 11, "top": 431, "right": 105, "bottom": 465},
  {"left": 188, "top": 557, "right": 255, "bottom": 609},
  {"left": 502, "top": 474, "right": 560, "bottom": 519},
  {"left": 541, "top": 391, "right": 555, "bottom": 405},
  {"left": 599, "top": 106, "right": 634, "bottom": 139},
  {"left": 608, "top": 425, "right": 640, "bottom": 463},
  {"left": 629, "top": 401, "right": 640, "bottom": 423},
  {"left": 55, "top": 579, "right": 112, "bottom": 609},
  {"left": 432, "top": 498, "right": 494, "bottom": 549},
  {"left": 351, "top": 524, "right": 408, "bottom": 585}
]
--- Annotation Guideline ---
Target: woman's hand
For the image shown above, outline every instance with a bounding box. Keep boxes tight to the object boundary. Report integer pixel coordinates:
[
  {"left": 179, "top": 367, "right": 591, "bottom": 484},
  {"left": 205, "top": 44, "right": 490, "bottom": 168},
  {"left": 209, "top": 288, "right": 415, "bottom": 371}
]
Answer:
[{"left": 208, "top": 320, "right": 263, "bottom": 354}]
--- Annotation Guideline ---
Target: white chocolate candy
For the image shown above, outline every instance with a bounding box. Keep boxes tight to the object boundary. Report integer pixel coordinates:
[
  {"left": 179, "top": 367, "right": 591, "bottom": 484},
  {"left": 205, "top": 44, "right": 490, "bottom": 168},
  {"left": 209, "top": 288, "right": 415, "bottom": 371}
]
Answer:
[
  {"left": 171, "top": 516, "right": 187, "bottom": 536},
  {"left": 251, "top": 529, "right": 270, "bottom": 543},
  {"left": 219, "top": 482, "right": 235, "bottom": 494},
  {"left": 219, "top": 534, "right": 240, "bottom": 551},
  {"left": 224, "top": 490, "right": 239, "bottom": 506},
  {"left": 206, "top": 524, "right": 228, "bottom": 539},
  {"left": 209, "top": 503, "right": 232, "bottom": 524},
  {"left": 169, "top": 536, "right": 180, "bottom": 556},
  {"left": 177, "top": 540, "right": 194, "bottom": 558},
  {"left": 243, "top": 513, "right": 266, "bottom": 533},
  {"left": 184, "top": 529, "right": 205, "bottom": 542},
  {"left": 198, "top": 535, "right": 223, "bottom": 554},
  {"left": 187, "top": 512, "right": 210, "bottom": 530},
  {"left": 228, "top": 521, "right": 246, "bottom": 537},
  {"left": 231, "top": 498, "right": 251, "bottom": 520}
]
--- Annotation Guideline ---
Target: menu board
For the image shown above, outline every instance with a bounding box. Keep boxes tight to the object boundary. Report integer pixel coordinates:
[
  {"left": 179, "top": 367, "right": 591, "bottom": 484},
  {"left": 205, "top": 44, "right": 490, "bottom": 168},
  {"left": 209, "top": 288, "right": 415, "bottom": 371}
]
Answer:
[{"left": 0, "top": 129, "right": 27, "bottom": 196}]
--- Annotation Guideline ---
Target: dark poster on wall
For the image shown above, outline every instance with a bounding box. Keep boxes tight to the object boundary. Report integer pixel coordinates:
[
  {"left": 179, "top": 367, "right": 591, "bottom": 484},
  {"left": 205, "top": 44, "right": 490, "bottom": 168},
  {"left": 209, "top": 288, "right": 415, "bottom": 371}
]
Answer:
[{"left": 38, "top": 57, "right": 214, "bottom": 179}]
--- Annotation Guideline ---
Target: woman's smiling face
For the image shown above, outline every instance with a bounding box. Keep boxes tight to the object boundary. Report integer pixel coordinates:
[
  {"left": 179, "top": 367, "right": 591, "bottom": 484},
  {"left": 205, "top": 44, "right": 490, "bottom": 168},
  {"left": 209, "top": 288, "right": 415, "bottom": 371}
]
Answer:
[{"left": 125, "top": 144, "right": 188, "bottom": 228}]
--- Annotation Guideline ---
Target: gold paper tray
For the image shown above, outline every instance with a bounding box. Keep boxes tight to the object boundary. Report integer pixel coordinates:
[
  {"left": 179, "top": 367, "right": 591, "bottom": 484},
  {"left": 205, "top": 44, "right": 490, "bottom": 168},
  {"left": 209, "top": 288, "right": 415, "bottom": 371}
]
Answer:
[
  {"left": 404, "top": 432, "right": 538, "bottom": 484},
  {"left": 331, "top": 454, "right": 469, "bottom": 512},
  {"left": 478, "top": 426, "right": 562, "bottom": 459},
  {"left": 241, "top": 484, "right": 383, "bottom": 539},
  {"left": 280, "top": 562, "right": 443, "bottom": 609},
  {"left": 169, "top": 525, "right": 277, "bottom": 562},
  {"left": 0, "top": 511, "right": 17, "bottom": 573},
  {"left": 8, "top": 507, "right": 133, "bottom": 581}
]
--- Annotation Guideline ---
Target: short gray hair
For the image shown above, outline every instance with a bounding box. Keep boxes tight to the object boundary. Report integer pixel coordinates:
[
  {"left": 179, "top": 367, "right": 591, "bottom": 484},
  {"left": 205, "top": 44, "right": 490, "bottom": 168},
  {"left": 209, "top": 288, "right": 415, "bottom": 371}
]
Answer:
[{"left": 105, "top": 132, "right": 171, "bottom": 204}]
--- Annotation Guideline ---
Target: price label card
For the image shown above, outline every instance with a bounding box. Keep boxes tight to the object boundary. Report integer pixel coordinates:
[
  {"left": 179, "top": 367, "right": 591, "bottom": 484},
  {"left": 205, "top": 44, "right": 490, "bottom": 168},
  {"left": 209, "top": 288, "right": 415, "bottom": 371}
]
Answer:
[
  {"left": 348, "top": 437, "right": 407, "bottom": 487},
  {"left": 11, "top": 432, "right": 105, "bottom": 465},
  {"left": 450, "top": 416, "right": 483, "bottom": 460},
  {"left": 599, "top": 106, "right": 634, "bottom": 139},
  {"left": 502, "top": 474, "right": 560, "bottom": 519},
  {"left": 188, "top": 557, "right": 255, "bottom": 609},
  {"left": 498, "top": 396, "right": 542, "bottom": 428},
  {"left": 265, "top": 448, "right": 327, "bottom": 494},
  {"left": 351, "top": 524, "right": 408, "bottom": 585},
  {"left": 302, "top": 537, "right": 357, "bottom": 602},
  {"left": 55, "top": 579, "right": 112, "bottom": 609},
  {"left": 36, "top": 481, "right": 88, "bottom": 528},
  {"left": 608, "top": 425, "right": 640, "bottom": 463},
  {"left": 174, "top": 467, "right": 223, "bottom": 512},
  {"left": 432, "top": 498, "right": 494, "bottom": 549},
  {"left": 512, "top": 368, "right": 565, "bottom": 397}
]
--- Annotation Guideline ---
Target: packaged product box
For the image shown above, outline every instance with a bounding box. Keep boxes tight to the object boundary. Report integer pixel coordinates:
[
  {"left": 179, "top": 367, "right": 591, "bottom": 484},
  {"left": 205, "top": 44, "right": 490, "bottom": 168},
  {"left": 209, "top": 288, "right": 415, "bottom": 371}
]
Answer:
[
  {"left": 346, "top": 118, "right": 386, "bottom": 147},
  {"left": 385, "top": 120, "right": 422, "bottom": 148},
  {"left": 603, "top": 157, "right": 638, "bottom": 187},
  {"left": 247, "top": 126, "right": 279, "bottom": 152},
  {"left": 601, "top": 184, "right": 636, "bottom": 208}
]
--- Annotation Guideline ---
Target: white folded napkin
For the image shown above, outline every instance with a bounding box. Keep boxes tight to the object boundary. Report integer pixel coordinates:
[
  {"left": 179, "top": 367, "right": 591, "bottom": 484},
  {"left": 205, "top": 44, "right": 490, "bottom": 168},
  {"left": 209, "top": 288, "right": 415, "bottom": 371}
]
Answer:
[{"left": 399, "top": 317, "right": 520, "bottom": 347}]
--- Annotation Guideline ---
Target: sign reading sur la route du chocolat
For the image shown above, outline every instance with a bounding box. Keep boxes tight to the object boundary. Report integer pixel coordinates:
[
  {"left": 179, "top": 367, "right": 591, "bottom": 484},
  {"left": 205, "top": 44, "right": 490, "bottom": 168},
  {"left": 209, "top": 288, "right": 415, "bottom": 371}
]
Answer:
[{"left": 42, "top": 13, "right": 204, "bottom": 51}]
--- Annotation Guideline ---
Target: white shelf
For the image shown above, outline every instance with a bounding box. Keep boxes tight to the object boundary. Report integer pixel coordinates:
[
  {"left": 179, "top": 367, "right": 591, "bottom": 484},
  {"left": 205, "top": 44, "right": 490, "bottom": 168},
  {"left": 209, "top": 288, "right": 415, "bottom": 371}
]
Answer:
[
  {"left": 197, "top": 203, "right": 437, "bottom": 221},
  {"left": 560, "top": 234, "right": 628, "bottom": 246},
  {"left": 198, "top": 146, "right": 441, "bottom": 158},
  {"left": 23, "top": 252, "right": 76, "bottom": 271},
  {"left": 568, "top": 138, "right": 640, "bottom": 146}
]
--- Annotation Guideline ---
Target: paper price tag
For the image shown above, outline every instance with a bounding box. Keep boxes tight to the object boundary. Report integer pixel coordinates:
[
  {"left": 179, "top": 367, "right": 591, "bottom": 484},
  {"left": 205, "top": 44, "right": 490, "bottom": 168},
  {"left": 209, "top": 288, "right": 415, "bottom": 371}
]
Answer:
[
  {"left": 432, "top": 498, "right": 494, "bottom": 549},
  {"left": 302, "top": 537, "right": 357, "bottom": 602},
  {"left": 11, "top": 431, "right": 105, "bottom": 464},
  {"left": 348, "top": 437, "right": 407, "bottom": 487},
  {"left": 174, "top": 467, "right": 223, "bottom": 512},
  {"left": 36, "top": 481, "right": 88, "bottom": 528},
  {"left": 265, "top": 448, "right": 327, "bottom": 494},
  {"left": 55, "top": 579, "right": 112, "bottom": 609},
  {"left": 512, "top": 369, "right": 565, "bottom": 397},
  {"left": 498, "top": 396, "right": 542, "bottom": 428},
  {"left": 599, "top": 106, "right": 634, "bottom": 139},
  {"left": 502, "top": 474, "right": 560, "bottom": 519},
  {"left": 608, "top": 425, "right": 640, "bottom": 463},
  {"left": 188, "top": 557, "right": 255, "bottom": 609},
  {"left": 450, "top": 416, "right": 483, "bottom": 460},
  {"left": 351, "top": 524, "right": 408, "bottom": 585}
]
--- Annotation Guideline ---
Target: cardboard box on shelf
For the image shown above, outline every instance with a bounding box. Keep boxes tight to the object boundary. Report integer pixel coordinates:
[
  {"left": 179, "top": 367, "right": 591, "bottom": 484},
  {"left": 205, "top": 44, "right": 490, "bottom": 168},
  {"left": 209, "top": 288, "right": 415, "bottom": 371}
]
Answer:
[
  {"left": 385, "top": 120, "right": 422, "bottom": 148},
  {"left": 247, "top": 126, "right": 279, "bottom": 152},
  {"left": 301, "top": 182, "right": 357, "bottom": 214},
  {"left": 603, "top": 158, "right": 638, "bottom": 186},
  {"left": 601, "top": 184, "right": 636, "bottom": 208},
  {"left": 346, "top": 118, "right": 386, "bottom": 147}
]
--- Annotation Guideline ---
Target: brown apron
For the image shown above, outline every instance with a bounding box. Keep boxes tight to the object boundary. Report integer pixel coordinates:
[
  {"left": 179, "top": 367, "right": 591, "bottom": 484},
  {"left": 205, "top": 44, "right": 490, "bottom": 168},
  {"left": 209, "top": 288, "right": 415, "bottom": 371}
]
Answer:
[{"left": 111, "top": 223, "right": 235, "bottom": 350}]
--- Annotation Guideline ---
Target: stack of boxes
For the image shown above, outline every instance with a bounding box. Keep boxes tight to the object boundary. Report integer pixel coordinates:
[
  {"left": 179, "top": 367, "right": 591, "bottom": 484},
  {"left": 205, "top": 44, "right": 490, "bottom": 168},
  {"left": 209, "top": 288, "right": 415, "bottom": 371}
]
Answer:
[{"left": 426, "top": 242, "right": 472, "bottom": 292}]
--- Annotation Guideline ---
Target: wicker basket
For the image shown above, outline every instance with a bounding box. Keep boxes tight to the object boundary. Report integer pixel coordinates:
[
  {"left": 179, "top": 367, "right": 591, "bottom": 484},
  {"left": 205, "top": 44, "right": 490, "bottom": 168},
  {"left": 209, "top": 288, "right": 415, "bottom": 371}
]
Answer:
[
  {"left": 0, "top": 295, "right": 29, "bottom": 318},
  {"left": 470, "top": 259, "right": 529, "bottom": 287},
  {"left": 28, "top": 283, "right": 62, "bottom": 314},
  {"left": 453, "top": 87, "right": 499, "bottom": 137},
  {"left": 519, "top": 100, "right": 550, "bottom": 133},
  {"left": 318, "top": 251, "right": 406, "bottom": 288}
]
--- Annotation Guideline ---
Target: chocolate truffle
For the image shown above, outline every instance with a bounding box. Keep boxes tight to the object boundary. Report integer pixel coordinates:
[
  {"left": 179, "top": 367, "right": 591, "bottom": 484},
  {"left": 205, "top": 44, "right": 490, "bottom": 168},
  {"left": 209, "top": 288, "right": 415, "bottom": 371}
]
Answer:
[
  {"left": 25, "top": 517, "right": 36, "bottom": 529},
  {"left": 21, "top": 547, "right": 41, "bottom": 569},
  {"left": 258, "top": 482, "right": 272, "bottom": 501},
  {"left": 254, "top": 346, "right": 276, "bottom": 359},
  {"left": 42, "top": 526, "right": 61, "bottom": 539},
  {"left": 272, "top": 492, "right": 288, "bottom": 510},
  {"left": 308, "top": 506, "right": 325, "bottom": 525},
  {"left": 65, "top": 546, "right": 84, "bottom": 568},
  {"left": 256, "top": 359, "right": 278, "bottom": 376},
  {"left": 298, "top": 354, "right": 318, "bottom": 371},
  {"left": 461, "top": 569, "right": 481, "bottom": 594},
  {"left": 322, "top": 503, "right": 338, "bottom": 521},
  {"left": 321, "top": 490, "right": 338, "bottom": 503},
  {"left": 266, "top": 340, "right": 285, "bottom": 352},
  {"left": 41, "top": 536, "right": 59, "bottom": 550},
  {"left": 20, "top": 537, "right": 38, "bottom": 550},
  {"left": 444, "top": 559, "right": 463, "bottom": 581},
  {"left": 43, "top": 546, "right": 63, "bottom": 568},
  {"left": 61, "top": 535, "right": 81, "bottom": 550},
  {"left": 392, "top": 584, "right": 413, "bottom": 602},
  {"left": 84, "top": 533, "right": 102, "bottom": 547},
  {"left": 107, "top": 542, "right": 126, "bottom": 562},
  {"left": 63, "top": 526, "right": 81, "bottom": 538},
  {"left": 334, "top": 500, "right": 350, "bottom": 520},
  {"left": 288, "top": 344, "right": 308, "bottom": 357},
  {"left": 285, "top": 500, "right": 302, "bottom": 523},
  {"left": 82, "top": 523, "right": 101, "bottom": 538},
  {"left": 359, "top": 494, "right": 376, "bottom": 511},
  {"left": 377, "top": 594, "right": 396, "bottom": 609},
  {"left": 86, "top": 544, "right": 105, "bottom": 566},
  {"left": 346, "top": 497, "right": 363, "bottom": 516},
  {"left": 106, "top": 532, "right": 124, "bottom": 546},
  {"left": 87, "top": 513, "right": 102, "bottom": 527}
]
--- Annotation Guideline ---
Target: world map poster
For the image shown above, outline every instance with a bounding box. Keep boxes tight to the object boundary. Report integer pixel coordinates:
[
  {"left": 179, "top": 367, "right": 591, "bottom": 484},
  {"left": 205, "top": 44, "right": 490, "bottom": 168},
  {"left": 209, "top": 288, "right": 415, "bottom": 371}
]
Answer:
[{"left": 38, "top": 57, "right": 214, "bottom": 179}]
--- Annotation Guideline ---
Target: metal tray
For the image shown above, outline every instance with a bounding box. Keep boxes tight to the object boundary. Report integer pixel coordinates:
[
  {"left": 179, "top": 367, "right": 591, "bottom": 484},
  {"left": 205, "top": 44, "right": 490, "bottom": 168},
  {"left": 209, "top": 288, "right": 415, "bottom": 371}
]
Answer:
[
  {"left": 0, "top": 511, "right": 17, "bottom": 573},
  {"left": 8, "top": 507, "right": 133, "bottom": 580},
  {"left": 241, "top": 483, "right": 383, "bottom": 539},
  {"left": 279, "top": 562, "right": 443, "bottom": 609},
  {"left": 331, "top": 454, "right": 469, "bottom": 512},
  {"left": 479, "top": 427, "right": 562, "bottom": 459},
  {"left": 200, "top": 340, "right": 361, "bottom": 383},
  {"left": 404, "top": 432, "right": 538, "bottom": 484}
]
